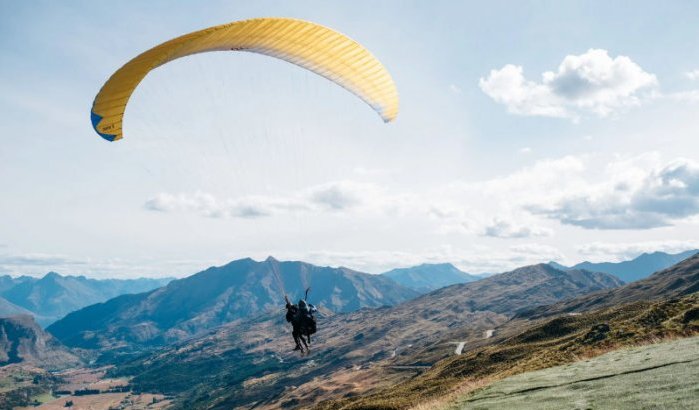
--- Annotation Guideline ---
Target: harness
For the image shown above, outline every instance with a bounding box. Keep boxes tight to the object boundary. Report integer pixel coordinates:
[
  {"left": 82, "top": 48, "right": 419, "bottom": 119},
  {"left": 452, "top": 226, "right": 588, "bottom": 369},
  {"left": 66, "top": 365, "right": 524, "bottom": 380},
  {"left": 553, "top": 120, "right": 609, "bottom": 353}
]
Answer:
[{"left": 284, "top": 288, "right": 317, "bottom": 336}]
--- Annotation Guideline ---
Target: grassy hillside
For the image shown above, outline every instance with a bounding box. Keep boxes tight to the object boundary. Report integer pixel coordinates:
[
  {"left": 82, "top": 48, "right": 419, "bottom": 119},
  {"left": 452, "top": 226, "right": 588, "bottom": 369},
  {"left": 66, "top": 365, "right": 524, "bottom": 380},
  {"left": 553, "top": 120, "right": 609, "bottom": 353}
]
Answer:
[
  {"left": 318, "top": 293, "right": 699, "bottom": 409},
  {"left": 0, "top": 366, "right": 61, "bottom": 409},
  {"left": 451, "top": 336, "right": 699, "bottom": 409}
]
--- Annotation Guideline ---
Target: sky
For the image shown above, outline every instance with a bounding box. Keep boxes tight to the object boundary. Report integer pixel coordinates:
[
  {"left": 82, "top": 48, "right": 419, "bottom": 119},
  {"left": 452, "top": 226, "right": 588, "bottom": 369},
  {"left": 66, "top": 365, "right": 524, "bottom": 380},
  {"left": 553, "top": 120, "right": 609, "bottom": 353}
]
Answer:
[{"left": 1, "top": 1, "right": 699, "bottom": 278}]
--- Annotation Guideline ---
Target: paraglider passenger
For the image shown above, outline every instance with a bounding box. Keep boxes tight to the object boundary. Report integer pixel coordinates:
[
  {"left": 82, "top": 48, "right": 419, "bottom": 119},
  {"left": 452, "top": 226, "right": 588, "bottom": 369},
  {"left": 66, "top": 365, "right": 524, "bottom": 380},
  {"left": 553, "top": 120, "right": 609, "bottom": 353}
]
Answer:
[
  {"left": 285, "top": 299, "right": 302, "bottom": 351},
  {"left": 284, "top": 291, "right": 317, "bottom": 354}
]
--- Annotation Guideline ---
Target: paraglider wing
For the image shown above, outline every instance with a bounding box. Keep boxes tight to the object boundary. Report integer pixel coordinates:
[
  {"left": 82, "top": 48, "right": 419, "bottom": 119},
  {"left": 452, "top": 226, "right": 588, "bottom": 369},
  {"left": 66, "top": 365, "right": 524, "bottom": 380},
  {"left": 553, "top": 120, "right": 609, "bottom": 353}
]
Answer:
[{"left": 91, "top": 17, "right": 399, "bottom": 141}]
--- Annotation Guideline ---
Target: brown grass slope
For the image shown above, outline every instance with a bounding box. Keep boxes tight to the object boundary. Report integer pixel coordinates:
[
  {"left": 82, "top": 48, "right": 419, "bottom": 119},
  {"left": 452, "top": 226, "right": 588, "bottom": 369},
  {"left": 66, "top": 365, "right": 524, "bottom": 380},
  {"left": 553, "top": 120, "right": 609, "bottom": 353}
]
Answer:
[
  {"left": 318, "top": 294, "right": 699, "bottom": 410},
  {"left": 317, "top": 255, "right": 699, "bottom": 410}
]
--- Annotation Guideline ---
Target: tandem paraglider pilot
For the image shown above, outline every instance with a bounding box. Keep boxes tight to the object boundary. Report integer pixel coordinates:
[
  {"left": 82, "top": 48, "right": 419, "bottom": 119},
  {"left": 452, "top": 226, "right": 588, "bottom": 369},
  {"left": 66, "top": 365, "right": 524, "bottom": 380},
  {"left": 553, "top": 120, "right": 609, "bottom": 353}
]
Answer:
[{"left": 285, "top": 289, "right": 317, "bottom": 354}]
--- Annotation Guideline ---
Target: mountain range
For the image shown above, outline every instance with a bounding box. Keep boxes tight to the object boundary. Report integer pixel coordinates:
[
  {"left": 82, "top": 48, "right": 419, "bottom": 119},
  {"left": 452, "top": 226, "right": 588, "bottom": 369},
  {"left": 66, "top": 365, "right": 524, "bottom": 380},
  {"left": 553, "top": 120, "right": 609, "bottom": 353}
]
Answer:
[
  {"left": 47, "top": 257, "right": 418, "bottom": 349},
  {"left": 549, "top": 249, "right": 698, "bottom": 283},
  {"left": 3, "top": 250, "right": 688, "bottom": 329},
  {"left": 107, "top": 263, "right": 623, "bottom": 409},
  {"left": 381, "top": 262, "right": 479, "bottom": 293},
  {"left": 3, "top": 252, "right": 694, "bottom": 409},
  {"left": 0, "top": 272, "right": 173, "bottom": 326}
]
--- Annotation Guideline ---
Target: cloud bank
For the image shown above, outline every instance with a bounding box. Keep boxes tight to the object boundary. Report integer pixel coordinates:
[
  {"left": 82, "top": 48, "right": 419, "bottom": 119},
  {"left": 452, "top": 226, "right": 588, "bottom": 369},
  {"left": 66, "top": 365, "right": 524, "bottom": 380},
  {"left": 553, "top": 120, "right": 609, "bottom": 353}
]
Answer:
[
  {"left": 529, "top": 157, "right": 699, "bottom": 229},
  {"left": 146, "top": 154, "right": 699, "bottom": 235},
  {"left": 0, "top": 252, "right": 205, "bottom": 278},
  {"left": 144, "top": 181, "right": 389, "bottom": 219}
]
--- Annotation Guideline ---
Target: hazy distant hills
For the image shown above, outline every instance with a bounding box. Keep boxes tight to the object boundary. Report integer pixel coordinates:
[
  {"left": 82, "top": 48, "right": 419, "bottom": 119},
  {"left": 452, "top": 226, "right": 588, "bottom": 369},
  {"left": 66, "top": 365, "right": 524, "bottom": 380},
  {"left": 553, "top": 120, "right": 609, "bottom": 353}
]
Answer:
[
  {"left": 48, "top": 257, "right": 418, "bottom": 349},
  {"left": 0, "top": 315, "right": 80, "bottom": 370},
  {"left": 0, "top": 272, "right": 173, "bottom": 326},
  {"left": 382, "top": 262, "right": 479, "bottom": 293},
  {"left": 549, "top": 249, "right": 698, "bottom": 283},
  {"left": 0, "top": 275, "right": 34, "bottom": 293},
  {"left": 0, "top": 297, "right": 33, "bottom": 317},
  {"left": 110, "top": 263, "right": 624, "bottom": 409}
]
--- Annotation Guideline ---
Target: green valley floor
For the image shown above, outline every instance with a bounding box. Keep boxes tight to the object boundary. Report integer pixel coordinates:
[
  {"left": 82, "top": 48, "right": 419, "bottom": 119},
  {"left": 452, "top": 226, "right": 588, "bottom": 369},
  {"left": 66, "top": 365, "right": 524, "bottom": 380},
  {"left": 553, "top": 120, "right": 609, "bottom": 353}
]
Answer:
[{"left": 450, "top": 336, "right": 699, "bottom": 410}]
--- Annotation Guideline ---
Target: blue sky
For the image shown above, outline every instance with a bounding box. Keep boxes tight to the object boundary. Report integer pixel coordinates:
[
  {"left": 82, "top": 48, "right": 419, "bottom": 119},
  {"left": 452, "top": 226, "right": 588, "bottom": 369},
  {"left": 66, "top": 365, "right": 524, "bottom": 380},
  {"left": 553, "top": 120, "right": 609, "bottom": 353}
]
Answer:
[{"left": 1, "top": 1, "right": 698, "bottom": 277}]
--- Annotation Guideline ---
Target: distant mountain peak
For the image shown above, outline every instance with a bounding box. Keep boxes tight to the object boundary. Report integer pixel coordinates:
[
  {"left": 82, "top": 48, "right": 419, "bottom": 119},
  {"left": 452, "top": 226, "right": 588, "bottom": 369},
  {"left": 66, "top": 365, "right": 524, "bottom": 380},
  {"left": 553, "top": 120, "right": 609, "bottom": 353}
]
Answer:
[
  {"left": 382, "top": 262, "right": 478, "bottom": 293},
  {"left": 548, "top": 249, "right": 699, "bottom": 283}
]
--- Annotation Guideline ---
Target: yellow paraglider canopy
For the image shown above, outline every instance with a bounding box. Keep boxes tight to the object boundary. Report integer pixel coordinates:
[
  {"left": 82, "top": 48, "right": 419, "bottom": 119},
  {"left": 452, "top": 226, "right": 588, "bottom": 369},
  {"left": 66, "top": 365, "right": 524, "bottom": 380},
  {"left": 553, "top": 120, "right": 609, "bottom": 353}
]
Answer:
[{"left": 91, "top": 17, "right": 399, "bottom": 141}]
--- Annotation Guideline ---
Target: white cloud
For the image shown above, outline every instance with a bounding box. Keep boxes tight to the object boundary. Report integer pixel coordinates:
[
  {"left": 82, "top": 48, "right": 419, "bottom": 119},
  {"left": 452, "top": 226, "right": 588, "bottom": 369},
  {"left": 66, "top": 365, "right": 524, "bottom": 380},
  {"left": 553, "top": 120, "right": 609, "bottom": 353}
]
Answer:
[
  {"left": 481, "top": 218, "right": 552, "bottom": 239},
  {"left": 528, "top": 156, "right": 699, "bottom": 229},
  {"left": 668, "top": 89, "right": 699, "bottom": 102},
  {"left": 352, "top": 167, "right": 394, "bottom": 177},
  {"left": 576, "top": 240, "right": 699, "bottom": 262},
  {"left": 472, "top": 155, "right": 587, "bottom": 199},
  {"left": 0, "top": 242, "right": 564, "bottom": 277},
  {"left": 449, "top": 84, "right": 463, "bottom": 94},
  {"left": 427, "top": 156, "right": 586, "bottom": 238},
  {"left": 0, "top": 252, "right": 205, "bottom": 278},
  {"left": 306, "top": 181, "right": 372, "bottom": 210},
  {"left": 479, "top": 64, "right": 568, "bottom": 118},
  {"left": 144, "top": 181, "right": 394, "bottom": 219},
  {"left": 0, "top": 253, "right": 87, "bottom": 269},
  {"left": 480, "top": 49, "right": 658, "bottom": 120},
  {"left": 289, "top": 243, "right": 564, "bottom": 274},
  {"left": 685, "top": 69, "right": 699, "bottom": 81},
  {"left": 520, "top": 147, "right": 532, "bottom": 154},
  {"left": 430, "top": 208, "right": 552, "bottom": 240},
  {"left": 144, "top": 192, "right": 284, "bottom": 218}
]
